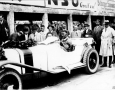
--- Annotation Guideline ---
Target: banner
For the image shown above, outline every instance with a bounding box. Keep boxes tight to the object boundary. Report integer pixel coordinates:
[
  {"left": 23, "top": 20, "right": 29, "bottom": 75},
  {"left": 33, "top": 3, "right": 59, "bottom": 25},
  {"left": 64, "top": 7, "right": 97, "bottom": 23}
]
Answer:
[
  {"left": 0, "top": 0, "right": 45, "bottom": 6},
  {"left": 45, "top": 0, "right": 97, "bottom": 11},
  {"left": 97, "top": 0, "right": 115, "bottom": 15}
]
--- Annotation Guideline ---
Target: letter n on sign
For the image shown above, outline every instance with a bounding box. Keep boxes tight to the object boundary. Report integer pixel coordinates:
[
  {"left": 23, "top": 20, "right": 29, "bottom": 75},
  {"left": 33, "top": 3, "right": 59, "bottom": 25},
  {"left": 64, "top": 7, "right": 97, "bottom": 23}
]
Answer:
[{"left": 48, "top": 0, "right": 58, "bottom": 5}]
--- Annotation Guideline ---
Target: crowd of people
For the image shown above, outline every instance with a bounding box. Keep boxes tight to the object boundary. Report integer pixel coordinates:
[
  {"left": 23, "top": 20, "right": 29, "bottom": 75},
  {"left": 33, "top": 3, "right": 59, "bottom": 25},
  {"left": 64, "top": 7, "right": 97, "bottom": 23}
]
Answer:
[{"left": 0, "top": 13, "right": 115, "bottom": 68}]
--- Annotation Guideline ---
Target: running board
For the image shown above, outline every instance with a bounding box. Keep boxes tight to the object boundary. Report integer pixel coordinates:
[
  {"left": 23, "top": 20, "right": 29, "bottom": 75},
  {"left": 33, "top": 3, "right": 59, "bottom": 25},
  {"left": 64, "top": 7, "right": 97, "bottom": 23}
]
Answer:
[
  {"left": 50, "top": 62, "right": 86, "bottom": 74},
  {"left": 68, "top": 62, "right": 86, "bottom": 70}
]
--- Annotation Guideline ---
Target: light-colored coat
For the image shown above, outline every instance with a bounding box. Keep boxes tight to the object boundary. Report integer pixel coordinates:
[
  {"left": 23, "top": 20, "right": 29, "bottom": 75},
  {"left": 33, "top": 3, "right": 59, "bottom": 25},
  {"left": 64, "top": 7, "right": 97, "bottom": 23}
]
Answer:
[
  {"left": 29, "top": 32, "right": 42, "bottom": 42},
  {"left": 99, "top": 26, "right": 115, "bottom": 56}
]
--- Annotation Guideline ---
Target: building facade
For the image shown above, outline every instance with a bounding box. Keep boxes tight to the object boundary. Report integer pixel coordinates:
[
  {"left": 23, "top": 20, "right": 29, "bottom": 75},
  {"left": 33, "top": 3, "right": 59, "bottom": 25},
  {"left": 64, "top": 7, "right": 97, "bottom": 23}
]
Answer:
[{"left": 0, "top": 0, "right": 115, "bottom": 34}]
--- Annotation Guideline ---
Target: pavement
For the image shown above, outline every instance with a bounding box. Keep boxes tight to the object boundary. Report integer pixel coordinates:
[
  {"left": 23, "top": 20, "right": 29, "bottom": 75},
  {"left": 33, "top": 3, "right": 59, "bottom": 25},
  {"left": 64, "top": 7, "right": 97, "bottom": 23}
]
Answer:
[{"left": 25, "top": 64, "right": 115, "bottom": 90}]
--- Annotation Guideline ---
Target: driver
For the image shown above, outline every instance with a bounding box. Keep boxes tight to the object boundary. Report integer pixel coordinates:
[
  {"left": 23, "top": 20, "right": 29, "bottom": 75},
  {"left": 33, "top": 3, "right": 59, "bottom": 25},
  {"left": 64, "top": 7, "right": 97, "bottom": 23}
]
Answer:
[{"left": 59, "top": 30, "right": 75, "bottom": 52}]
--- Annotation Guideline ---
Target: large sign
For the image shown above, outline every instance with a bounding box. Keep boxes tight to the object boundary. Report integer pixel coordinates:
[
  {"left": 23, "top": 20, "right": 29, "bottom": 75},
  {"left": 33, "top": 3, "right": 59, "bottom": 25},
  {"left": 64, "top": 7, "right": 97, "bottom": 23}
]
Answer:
[
  {"left": 0, "top": 0, "right": 45, "bottom": 6},
  {"left": 97, "top": 0, "right": 115, "bottom": 15},
  {"left": 45, "top": 0, "right": 97, "bottom": 11}
]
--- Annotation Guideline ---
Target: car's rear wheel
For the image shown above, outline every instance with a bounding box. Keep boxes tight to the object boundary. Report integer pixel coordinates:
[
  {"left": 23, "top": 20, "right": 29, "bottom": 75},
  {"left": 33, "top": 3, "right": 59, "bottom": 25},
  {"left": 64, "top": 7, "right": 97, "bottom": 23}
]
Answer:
[
  {"left": 83, "top": 48, "right": 99, "bottom": 74},
  {"left": 0, "top": 68, "right": 22, "bottom": 90}
]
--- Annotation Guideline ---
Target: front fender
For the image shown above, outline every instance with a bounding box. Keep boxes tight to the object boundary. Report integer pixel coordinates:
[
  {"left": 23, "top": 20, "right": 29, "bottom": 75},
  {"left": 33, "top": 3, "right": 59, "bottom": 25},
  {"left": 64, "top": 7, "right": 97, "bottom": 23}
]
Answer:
[{"left": 81, "top": 45, "right": 92, "bottom": 62}]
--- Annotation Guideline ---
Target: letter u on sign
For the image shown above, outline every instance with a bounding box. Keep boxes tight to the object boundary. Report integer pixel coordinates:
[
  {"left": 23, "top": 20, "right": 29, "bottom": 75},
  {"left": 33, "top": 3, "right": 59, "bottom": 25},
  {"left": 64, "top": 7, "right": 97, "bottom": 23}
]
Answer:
[{"left": 72, "top": 0, "right": 79, "bottom": 7}]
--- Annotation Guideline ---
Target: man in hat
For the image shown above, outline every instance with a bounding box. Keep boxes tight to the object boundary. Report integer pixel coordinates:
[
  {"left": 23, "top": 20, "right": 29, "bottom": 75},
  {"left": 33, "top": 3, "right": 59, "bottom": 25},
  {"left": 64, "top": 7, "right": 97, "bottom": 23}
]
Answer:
[
  {"left": 92, "top": 19, "right": 103, "bottom": 54},
  {"left": 99, "top": 20, "right": 115, "bottom": 68},
  {"left": 82, "top": 24, "right": 92, "bottom": 38}
]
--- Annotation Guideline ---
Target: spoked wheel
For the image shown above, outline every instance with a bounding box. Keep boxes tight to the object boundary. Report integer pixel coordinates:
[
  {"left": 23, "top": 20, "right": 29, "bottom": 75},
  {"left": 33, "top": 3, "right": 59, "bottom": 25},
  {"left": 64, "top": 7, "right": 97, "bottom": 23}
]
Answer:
[
  {"left": 83, "top": 48, "right": 99, "bottom": 74},
  {"left": 89, "top": 53, "right": 97, "bottom": 70},
  {"left": 0, "top": 68, "right": 22, "bottom": 90}
]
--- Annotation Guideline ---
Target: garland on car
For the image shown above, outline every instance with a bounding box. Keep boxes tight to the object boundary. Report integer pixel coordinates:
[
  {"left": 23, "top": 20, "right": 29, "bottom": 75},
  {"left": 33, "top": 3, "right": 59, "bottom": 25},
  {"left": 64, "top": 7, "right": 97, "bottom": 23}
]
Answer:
[
  {"left": 0, "top": 39, "right": 37, "bottom": 60},
  {"left": 2, "top": 39, "right": 37, "bottom": 49}
]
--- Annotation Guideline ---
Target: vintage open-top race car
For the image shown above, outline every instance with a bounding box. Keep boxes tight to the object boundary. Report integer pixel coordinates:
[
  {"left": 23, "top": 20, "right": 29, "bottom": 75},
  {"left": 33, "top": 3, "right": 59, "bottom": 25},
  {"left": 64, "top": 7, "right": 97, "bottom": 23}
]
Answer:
[{"left": 0, "top": 36, "right": 99, "bottom": 90}]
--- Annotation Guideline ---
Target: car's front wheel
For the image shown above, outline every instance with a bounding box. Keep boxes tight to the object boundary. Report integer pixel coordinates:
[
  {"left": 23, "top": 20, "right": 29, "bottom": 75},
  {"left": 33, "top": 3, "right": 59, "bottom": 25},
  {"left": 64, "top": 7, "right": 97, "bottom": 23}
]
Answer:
[
  {"left": 83, "top": 48, "right": 99, "bottom": 74},
  {"left": 0, "top": 68, "right": 22, "bottom": 90}
]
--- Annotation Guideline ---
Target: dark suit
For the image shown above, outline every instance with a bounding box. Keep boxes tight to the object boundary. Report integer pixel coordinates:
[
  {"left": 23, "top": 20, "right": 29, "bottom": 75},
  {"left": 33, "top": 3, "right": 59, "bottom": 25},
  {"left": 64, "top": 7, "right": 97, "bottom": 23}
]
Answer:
[
  {"left": 0, "top": 20, "right": 9, "bottom": 45},
  {"left": 92, "top": 25, "right": 103, "bottom": 53},
  {"left": 82, "top": 29, "right": 92, "bottom": 38}
]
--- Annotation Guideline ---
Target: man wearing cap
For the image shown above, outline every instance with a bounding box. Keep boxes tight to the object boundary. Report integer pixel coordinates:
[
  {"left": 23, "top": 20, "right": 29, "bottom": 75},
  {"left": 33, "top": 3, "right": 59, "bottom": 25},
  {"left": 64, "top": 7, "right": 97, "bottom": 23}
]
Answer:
[
  {"left": 100, "top": 20, "right": 115, "bottom": 68},
  {"left": 92, "top": 19, "right": 103, "bottom": 54},
  {"left": 82, "top": 24, "right": 92, "bottom": 38}
]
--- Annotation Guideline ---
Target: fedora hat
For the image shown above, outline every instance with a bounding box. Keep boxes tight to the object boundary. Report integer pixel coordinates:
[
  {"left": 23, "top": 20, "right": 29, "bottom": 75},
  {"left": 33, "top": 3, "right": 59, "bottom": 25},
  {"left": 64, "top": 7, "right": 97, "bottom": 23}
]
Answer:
[{"left": 95, "top": 19, "right": 100, "bottom": 24}]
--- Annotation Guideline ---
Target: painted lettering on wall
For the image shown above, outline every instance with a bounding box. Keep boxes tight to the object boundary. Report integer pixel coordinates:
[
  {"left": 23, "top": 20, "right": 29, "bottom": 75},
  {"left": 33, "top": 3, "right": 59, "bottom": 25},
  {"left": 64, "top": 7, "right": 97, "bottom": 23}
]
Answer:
[
  {"left": 48, "top": 0, "right": 79, "bottom": 7},
  {"left": 98, "top": 0, "right": 115, "bottom": 8},
  {"left": 48, "top": 0, "right": 58, "bottom": 5},
  {"left": 46, "top": 0, "right": 96, "bottom": 11},
  {"left": 80, "top": 2, "right": 95, "bottom": 9},
  {"left": 62, "top": 0, "right": 68, "bottom": 6},
  {"left": 72, "top": 0, "right": 79, "bottom": 7}
]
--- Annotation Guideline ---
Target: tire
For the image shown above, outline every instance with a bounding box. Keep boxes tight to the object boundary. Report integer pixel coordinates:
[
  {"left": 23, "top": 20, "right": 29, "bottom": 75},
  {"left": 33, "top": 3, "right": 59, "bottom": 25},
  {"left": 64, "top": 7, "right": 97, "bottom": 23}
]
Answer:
[
  {"left": 0, "top": 68, "right": 22, "bottom": 90},
  {"left": 83, "top": 47, "right": 99, "bottom": 74}
]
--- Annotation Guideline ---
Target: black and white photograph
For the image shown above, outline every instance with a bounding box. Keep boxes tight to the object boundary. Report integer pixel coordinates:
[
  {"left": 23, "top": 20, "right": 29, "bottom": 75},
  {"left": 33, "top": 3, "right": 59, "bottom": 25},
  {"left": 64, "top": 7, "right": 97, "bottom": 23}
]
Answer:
[{"left": 0, "top": 0, "right": 115, "bottom": 90}]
